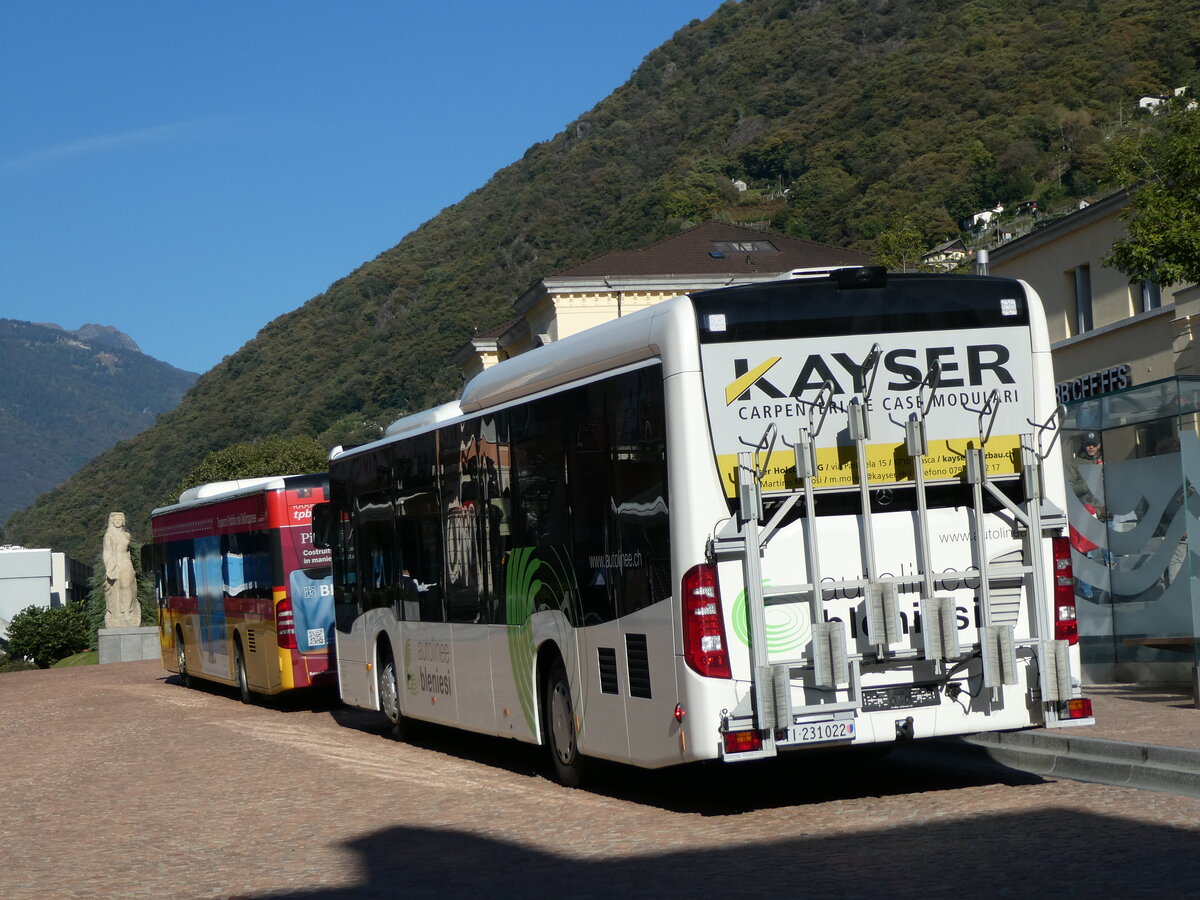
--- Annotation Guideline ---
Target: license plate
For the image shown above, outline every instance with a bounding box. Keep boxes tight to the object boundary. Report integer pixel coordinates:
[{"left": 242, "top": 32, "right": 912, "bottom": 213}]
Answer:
[
  {"left": 785, "top": 719, "right": 855, "bottom": 745},
  {"left": 861, "top": 683, "right": 941, "bottom": 712}
]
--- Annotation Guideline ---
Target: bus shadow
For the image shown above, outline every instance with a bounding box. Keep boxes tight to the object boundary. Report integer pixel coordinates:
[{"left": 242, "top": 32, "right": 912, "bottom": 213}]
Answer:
[
  {"left": 164, "top": 675, "right": 1044, "bottom": 814},
  {"left": 250, "top": 810, "right": 1200, "bottom": 898},
  {"left": 324, "top": 700, "right": 1045, "bottom": 814}
]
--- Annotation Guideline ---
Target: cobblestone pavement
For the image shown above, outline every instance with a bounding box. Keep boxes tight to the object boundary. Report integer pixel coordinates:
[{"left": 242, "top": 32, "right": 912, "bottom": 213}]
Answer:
[
  {"left": 1076, "top": 684, "right": 1199, "bottom": 748},
  {"left": 3, "top": 661, "right": 1199, "bottom": 899}
]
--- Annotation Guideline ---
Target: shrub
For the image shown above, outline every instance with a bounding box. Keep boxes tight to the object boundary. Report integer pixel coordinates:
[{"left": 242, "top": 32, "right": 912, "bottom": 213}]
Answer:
[
  {"left": 5, "top": 604, "right": 91, "bottom": 669},
  {"left": 0, "top": 651, "right": 37, "bottom": 673}
]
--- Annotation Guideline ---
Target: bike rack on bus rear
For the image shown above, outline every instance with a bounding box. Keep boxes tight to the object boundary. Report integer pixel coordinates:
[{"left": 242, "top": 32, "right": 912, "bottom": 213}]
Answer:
[{"left": 710, "top": 350, "right": 1077, "bottom": 756}]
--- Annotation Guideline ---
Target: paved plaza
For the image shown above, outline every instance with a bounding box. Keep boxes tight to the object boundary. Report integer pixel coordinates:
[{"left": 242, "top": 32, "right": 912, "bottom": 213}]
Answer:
[{"left": 3, "top": 660, "right": 1200, "bottom": 898}]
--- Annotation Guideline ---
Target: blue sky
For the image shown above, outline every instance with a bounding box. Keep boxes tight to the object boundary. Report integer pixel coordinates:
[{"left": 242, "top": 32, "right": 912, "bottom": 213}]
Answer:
[{"left": 1, "top": 1, "right": 722, "bottom": 374}]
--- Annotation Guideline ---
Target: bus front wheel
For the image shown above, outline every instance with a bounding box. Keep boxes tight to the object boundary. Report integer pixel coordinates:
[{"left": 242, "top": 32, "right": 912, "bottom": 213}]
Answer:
[
  {"left": 543, "top": 659, "right": 585, "bottom": 788},
  {"left": 378, "top": 647, "right": 409, "bottom": 740}
]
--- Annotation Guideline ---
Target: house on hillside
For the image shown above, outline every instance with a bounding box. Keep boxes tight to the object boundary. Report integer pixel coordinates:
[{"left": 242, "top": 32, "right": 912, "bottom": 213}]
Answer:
[
  {"left": 452, "top": 221, "right": 870, "bottom": 381},
  {"left": 964, "top": 205, "right": 1004, "bottom": 230},
  {"left": 920, "top": 237, "right": 968, "bottom": 270},
  {"left": 1139, "top": 86, "right": 1196, "bottom": 113}
]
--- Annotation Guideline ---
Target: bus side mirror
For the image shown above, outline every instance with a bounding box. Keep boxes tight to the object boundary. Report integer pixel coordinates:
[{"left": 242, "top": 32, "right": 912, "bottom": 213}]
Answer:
[{"left": 311, "top": 502, "right": 333, "bottom": 550}]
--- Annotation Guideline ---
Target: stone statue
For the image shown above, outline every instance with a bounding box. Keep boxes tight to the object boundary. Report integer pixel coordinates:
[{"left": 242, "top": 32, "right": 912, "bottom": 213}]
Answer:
[{"left": 103, "top": 512, "right": 140, "bottom": 628}]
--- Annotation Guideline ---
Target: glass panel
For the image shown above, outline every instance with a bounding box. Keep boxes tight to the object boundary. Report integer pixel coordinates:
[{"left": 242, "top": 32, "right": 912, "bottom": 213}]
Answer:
[
  {"left": 509, "top": 394, "right": 578, "bottom": 624},
  {"left": 1062, "top": 425, "right": 1112, "bottom": 671},
  {"left": 568, "top": 380, "right": 616, "bottom": 626},
  {"left": 393, "top": 432, "right": 443, "bottom": 623},
  {"left": 1106, "top": 424, "right": 1192, "bottom": 665},
  {"left": 1181, "top": 430, "right": 1200, "bottom": 670},
  {"left": 607, "top": 367, "right": 671, "bottom": 617},
  {"left": 1062, "top": 376, "right": 1200, "bottom": 676},
  {"left": 478, "top": 413, "right": 512, "bottom": 624},
  {"left": 441, "top": 420, "right": 485, "bottom": 624}
]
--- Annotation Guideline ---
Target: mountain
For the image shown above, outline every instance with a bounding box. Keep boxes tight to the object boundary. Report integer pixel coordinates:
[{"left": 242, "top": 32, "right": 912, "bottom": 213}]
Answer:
[
  {"left": 6, "top": 0, "right": 1199, "bottom": 559},
  {"left": 0, "top": 319, "right": 196, "bottom": 524}
]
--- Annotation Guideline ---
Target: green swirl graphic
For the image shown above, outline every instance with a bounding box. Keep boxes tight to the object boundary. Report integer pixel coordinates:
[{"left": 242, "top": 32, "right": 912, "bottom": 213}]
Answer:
[
  {"left": 731, "top": 584, "right": 812, "bottom": 655},
  {"left": 504, "top": 545, "right": 585, "bottom": 738},
  {"left": 505, "top": 547, "right": 542, "bottom": 735}
]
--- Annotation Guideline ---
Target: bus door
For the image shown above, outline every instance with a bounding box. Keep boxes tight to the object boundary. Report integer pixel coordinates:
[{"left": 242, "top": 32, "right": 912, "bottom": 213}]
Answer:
[
  {"left": 194, "top": 534, "right": 229, "bottom": 679},
  {"left": 321, "top": 501, "right": 373, "bottom": 710}
]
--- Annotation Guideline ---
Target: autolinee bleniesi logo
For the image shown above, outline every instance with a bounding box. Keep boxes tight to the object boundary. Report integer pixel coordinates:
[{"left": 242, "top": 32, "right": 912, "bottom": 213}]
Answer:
[{"left": 404, "top": 639, "right": 418, "bottom": 695}]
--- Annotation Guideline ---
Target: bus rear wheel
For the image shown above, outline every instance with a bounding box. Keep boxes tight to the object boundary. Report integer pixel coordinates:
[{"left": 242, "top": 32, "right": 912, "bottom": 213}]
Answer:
[
  {"left": 175, "top": 630, "right": 189, "bottom": 688},
  {"left": 234, "top": 639, "right": 252, "bottom": 704},
  {"left": 543, "top": 659, "right": 585, "bottom": 788},
  {"left": 378, "top": 647, "right": 409, "bottom": 740}
]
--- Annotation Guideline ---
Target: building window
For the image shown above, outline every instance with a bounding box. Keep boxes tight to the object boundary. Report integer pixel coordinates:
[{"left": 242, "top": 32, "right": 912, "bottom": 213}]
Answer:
[
  {"left": 1074, "top": 265, "right": 1093, "bottom": 334},
  {"left": 1139, "top": 279, "right": 1162, "bottom": 313},
  {"left": 712, "top": 240, "right": 779, "bottom": 254}
]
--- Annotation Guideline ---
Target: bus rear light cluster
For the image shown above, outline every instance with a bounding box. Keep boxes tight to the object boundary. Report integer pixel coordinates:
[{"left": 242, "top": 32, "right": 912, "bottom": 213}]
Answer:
[
  {"left": 276, "top": 597, "right": 297, "bottom": 649},
  {"left": 1062, "top": 697, "right": 1093, "bottom": 720},
  {"left": 1051, "top": 536, "right": 1078, "bottom": 645},
  {"left": 681, "top": 564, "right": 731, "bottom": 679},
  {"left": 722, "top": 729, "right": 764, "bottom": 755}
]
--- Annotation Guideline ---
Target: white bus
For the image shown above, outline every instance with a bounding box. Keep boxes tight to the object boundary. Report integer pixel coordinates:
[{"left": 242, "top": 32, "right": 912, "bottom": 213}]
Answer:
[{"left": 317, "top": 266, "right": 1093, "bottom": 786}]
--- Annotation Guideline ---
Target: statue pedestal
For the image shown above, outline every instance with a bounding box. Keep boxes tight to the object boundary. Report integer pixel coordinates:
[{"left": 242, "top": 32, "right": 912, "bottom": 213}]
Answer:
[{"left": 98, "top": 627, "right": 160, "bottom": 664}]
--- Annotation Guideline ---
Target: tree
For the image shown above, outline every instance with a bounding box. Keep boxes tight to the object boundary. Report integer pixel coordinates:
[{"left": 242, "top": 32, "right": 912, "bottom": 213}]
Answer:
[
  {"left": 164, "top": 434, "right": 329, "bottom": 506},
  {"left": 872, "top": 216, "right": 928, "bottom": 272},
  {"left": 1106, "top": 107, "right": 1200, "bottom": 285},
  {"left": 6, "top": 604, "right": 91, "bottom": 668}
]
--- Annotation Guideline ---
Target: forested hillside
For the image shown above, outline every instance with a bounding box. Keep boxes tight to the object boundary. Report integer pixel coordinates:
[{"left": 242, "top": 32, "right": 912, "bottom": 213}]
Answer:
[
  {"left": 0, "top": 320, "right": 196, "bottom": 523},
  {"left": 7, "top": 0, "right": 1199, "bottom": 558}
]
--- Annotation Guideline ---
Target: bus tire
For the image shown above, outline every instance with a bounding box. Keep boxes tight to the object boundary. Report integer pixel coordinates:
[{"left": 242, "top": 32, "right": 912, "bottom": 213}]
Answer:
[
  {"left": 543, "top": 658, "right": 585, "bottom": 788},
  {"left": 377, "top": 645, "right": 408, "bottom": 741},
  {"left": 175, "top": 629, "right": 190, "bottom": 689},
  {"left": 234, "top": 638, "right": 252, "bottom": 704}
]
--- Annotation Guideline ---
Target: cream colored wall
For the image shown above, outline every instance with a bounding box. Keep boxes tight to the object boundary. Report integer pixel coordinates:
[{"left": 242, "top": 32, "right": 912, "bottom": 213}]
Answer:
[
  {"left": 991, "top": 208, "right": 1132, "bottom": 344},
  {"left": 541, "top": 289, "right": 680, "bottom": 340},
  {"left": 1049, "top": 308, "right": 1175, "bottom": 384},
  {"left": 991, "top": 203, "right": 1194, "bottom": 387},
  {"left": 463, "top": 348, "right": 506, "bottom": 381}
]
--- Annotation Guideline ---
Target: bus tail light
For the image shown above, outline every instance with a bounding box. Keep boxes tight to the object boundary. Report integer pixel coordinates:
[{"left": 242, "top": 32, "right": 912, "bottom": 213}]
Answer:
[
  {"left": 682, "top": 563, "right": 731, "bottom": 679},
  {"left": 722, "top": 729, "right": 763, "bottom": 754},
  {"left": 1061, "top": 697, "right": 1093, "bottom": 719},
  {"left": 277, "top": 597, "right": 297, "bottom": 649},
  {"left": 1051, "top": 536, "right": 1078, "bottom": 645}
]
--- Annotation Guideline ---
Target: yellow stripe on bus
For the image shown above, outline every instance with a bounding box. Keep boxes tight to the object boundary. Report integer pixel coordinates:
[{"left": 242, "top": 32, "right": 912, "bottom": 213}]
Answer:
[
  {"left": 716, "top": 435, "right": 1023, "bottom": 497},
  {"left": 724, "top": 357, "right": 782, "bottom": 406}
]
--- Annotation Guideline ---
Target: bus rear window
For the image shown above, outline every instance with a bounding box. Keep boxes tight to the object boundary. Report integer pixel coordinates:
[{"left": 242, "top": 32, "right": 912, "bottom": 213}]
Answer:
[{"left": 692, "top": 273, "right": 1029, "bottom": 343}]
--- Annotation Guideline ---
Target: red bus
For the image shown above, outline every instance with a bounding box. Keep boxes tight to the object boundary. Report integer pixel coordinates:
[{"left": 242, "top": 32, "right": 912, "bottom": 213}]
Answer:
[{"left": 152, "top": 475, "right": 335, "bottom": 701}]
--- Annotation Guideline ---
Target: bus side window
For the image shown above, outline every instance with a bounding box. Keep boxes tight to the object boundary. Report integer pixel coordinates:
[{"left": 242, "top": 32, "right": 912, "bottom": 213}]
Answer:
[
  {"left": 608, "top": 368, "right": 671, "bottom": 617},
  {"left": 441, "top": 421, "right": 484, "bottom": 624},
  {"left": 509, "top": 394, "right": 574, "bottom": 620},
  {"left": 356, "top": 504, "right": 398, "bottom": 614},
  {"left": 569, "top": 381, "right": 616, "bottom": 626},
  {"left": 325, "top": 510, "right": 355, "bottom": 632},
  {"left": 479, "top": 413, "right": 511, "bottom": 625},
  {"left": 394, "top": 432, "right": 446, "bottom": 623}
]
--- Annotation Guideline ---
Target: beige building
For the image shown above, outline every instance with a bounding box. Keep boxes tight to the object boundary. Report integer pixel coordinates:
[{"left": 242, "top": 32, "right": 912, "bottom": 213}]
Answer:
[
  {"left": 989, "top": 189, "right": 1200, "bottom": 393},
  {"left": 452, "top": 221, "right": 869, "bottom": 381},
  {"left": 990, "top": 190, "right": 1200, "bottom": 689}
]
